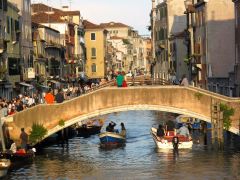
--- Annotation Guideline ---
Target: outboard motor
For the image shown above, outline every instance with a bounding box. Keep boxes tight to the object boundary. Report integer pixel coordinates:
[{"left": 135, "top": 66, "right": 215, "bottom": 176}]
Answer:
[{"left": 172, "top": 136, "right": 179, "bottom": 150}]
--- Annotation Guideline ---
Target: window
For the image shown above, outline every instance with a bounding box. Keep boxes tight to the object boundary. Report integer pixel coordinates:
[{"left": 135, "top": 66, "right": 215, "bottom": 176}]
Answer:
[
  {"left": 7, "top": 16, "right": 10, "bottom": 34},
  {"left": 15, "top": 20, "right": 19, "bottom": 31},
  {"left": 8, "top": 58, "right": 20, "bottom": 75},
  {"left": 3, "top": 0, "right": 7, "bottom": 11},
  {"left": 91, "top": 63, "right": 96, "bottom": 72},
  {"left": 91, "top": 48, "right": 96, "bottom": 58},
  {"left": 91, "top": 33, "right": 96, "bottom": 40}
]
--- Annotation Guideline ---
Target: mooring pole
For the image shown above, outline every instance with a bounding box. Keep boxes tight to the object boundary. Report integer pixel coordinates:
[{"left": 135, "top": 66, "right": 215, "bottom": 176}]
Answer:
[
  {"left": 211, "top": 98, "right": 217, "bottom": 146},
  {"left": 218, "top": 111, "right": 224, "bottom": 149}
]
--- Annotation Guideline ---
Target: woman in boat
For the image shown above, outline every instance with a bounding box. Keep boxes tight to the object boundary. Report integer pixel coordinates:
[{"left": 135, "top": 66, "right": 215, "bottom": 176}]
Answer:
[{"left": 120, "top": 122, "right": 126, "bottom": 137}]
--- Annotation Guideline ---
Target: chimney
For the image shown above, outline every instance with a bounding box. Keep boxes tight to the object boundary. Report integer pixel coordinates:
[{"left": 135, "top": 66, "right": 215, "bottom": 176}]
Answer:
[{"left": 62, "top": 6, "right": 69, "bottom": 11}]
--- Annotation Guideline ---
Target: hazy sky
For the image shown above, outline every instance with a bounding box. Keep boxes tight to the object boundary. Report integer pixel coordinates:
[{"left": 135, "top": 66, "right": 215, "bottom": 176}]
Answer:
[{"left": 32, "top": 0, "right": 152, "bottom": 35}]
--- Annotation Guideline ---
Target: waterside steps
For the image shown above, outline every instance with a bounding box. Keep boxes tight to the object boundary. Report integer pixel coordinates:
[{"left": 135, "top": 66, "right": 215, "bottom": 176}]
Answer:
[{"left": 211, "top": 99, "right": 224, "bottom": 149}]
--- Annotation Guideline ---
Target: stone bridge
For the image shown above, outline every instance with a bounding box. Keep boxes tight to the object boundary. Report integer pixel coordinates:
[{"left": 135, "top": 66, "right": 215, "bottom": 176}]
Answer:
[{"left": 4, "top": 85, "right": 240, "bottom": 144}]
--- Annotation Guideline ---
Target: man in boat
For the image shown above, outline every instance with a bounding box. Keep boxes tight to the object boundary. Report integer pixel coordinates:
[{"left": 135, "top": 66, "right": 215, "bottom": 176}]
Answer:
[
  {"left": 177, "top": 123, "right": 190, "bottom": 137},
  {"left": 9, "top": 139, "right": 17, "bottom": 153},
  {"left": 165, "top": 120, "right": 175, "bottom": 131},
  {"left": 20, "top": 128, "right": 29, "bottom": 150},
  {"left": 106, "top": 121, "right": 116, "bottom": 132},
  {"left": 157, "top": 124, "right": 165, "bottom": 140}
]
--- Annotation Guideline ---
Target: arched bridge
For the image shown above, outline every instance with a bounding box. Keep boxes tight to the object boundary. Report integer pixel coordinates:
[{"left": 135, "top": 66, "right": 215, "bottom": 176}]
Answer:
[{"left": 4, "top": 85, "right": 240, "bottom": 143}]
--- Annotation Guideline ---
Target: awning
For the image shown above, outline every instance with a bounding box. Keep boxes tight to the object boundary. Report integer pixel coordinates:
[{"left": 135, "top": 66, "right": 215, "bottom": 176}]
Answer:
[
  {"left": 19, "top": 82, "right": 34, "bottom": 89},
  {"left": 39, "top": 85, "right": 50, "bottom": 89},
  {"left": 49, "top": 80, "right": 60, "bottom": 84}
]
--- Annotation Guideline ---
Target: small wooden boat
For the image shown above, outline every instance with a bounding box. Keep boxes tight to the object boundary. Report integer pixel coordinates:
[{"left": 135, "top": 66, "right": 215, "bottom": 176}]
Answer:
[
  {"left": 0, "top": 159, "right": 10, "bottom": 178},
  {"left": 151, "top": 127, "right": 193, "bottom": 149},
  {"left": 99, "top": 131, "right": 126, "bottom": 147},
  {"left": 76, "top": 119, "right": 104, "bottom": 137}
]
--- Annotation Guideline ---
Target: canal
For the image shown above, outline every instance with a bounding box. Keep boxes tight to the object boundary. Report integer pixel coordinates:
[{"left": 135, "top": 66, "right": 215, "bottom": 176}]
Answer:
[{"left": 5, "top": 111, "right": 240, "bottom": 179}]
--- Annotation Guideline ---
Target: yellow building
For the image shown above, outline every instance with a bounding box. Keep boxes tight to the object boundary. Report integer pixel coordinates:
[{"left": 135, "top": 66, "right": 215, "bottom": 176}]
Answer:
[
  {"left": 83, "top": 20, "right": 107, "bottom": 79},
  {"left": 7, "top": 2, "right": 21, "bottom": 88}
]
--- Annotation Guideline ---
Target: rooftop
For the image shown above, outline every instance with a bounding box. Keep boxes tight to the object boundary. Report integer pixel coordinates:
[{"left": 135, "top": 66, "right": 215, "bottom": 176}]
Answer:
[
  {"left": 32, "top": 3, "right": 80, "bottom": 16},
  {"left": 100, "top": 22, "right": 131, "bottom": 29},
  {"left": 83, "top": 20, "right": 105, "bottom": 30}
]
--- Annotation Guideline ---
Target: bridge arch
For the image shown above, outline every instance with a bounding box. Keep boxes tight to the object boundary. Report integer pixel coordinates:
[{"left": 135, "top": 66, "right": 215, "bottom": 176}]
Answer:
[
  {"left": 47, "top": 105, "right": 212, "bottom": 140},
  {"left": 5, "top": 86, "right": 240, "bottom": 143}
]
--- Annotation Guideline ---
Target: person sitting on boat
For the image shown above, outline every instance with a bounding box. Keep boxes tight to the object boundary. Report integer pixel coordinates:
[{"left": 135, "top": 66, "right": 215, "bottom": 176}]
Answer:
[
  {"left": 9, "top": 139, "right": 17, "bottom": 153},
  {"left": 177, "top": 123, "right": 190, "bottom": 137},
  {"left": 165, "top": 120, "right": 175, "bottom": 131},
  {"left": 157, "top": 124, "right": 165, "bottom": 140},
  {"left": 106, "top": 121, "right": 116, "bottom": 132},
  {"left": 119, "top": 122, "right": 126, "bottom": 137}
]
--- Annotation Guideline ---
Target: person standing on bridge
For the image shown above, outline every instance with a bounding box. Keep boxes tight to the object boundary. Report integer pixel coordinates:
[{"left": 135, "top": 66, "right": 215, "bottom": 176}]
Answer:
[
  {"left": 55, "top": 89, "right": 64, "bottom": 103},
  {"left": 45, "top": 89, "right": 55, "bottom": 104},
  {"left": 116, "top": 72, "right": 124, "bottom": 87},
  {"left": 180, "top": 74, "right": 189, "bottom": 86}
]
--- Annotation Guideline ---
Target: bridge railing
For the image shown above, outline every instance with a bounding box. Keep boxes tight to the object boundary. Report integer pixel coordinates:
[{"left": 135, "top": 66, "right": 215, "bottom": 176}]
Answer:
[
  {"left": 126, "top": 77, "right": 172, "bottom": 86},
  {"left": 83, "top": 80, "right": 115, "bottom": 94}
]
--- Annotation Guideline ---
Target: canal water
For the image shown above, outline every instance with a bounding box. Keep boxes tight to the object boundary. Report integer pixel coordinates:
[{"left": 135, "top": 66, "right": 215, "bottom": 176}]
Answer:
[{"left": 4, "top": 111, "right": 240, "bottom": 180}]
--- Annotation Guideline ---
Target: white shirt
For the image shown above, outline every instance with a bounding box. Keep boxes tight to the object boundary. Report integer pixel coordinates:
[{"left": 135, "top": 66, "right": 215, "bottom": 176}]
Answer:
[
  {"left": 10, "top": 142, "right": 17, "bottom": 153},
  {"left": 181, "top": 77, "right": 189, "bottom": 86},
  {"left": 178, "top": 126, "right": 190, "bottom": 137}
]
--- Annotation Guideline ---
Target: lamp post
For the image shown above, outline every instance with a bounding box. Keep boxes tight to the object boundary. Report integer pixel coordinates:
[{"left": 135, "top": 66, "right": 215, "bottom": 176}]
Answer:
[{"left": 184, "top": 0, "right": 192, "bottom": 83}]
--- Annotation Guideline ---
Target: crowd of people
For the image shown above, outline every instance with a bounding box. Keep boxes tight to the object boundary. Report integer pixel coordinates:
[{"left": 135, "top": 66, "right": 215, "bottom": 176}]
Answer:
[{"left": 0, "top": 79, "right": 110, "bottom": 119}]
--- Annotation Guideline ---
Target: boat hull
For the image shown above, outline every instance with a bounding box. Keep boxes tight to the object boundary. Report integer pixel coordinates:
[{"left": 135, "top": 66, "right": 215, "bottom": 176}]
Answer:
[
  {"left": 151, "top": 128, "right": 193, "bottom": 149},
  {"left": 0, "top": 159, "right": 10, "bottom": 178},
  {"left": 99, "top": 132, "right": 125, "bottom": 145},
  {"left": 0, "top": 151, "right": 34, "bottom": 162}
]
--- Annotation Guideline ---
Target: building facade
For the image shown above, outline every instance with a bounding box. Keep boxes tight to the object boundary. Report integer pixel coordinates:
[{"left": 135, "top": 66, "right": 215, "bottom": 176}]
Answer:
[
  {"left": 152, "top": 0, "right": 187, "bottom": 80},
  {"left": 9, "top": 0, "right": 34, "bottom": 81},
  {"left": 192, "top": 0, "right": 235, "bottom": 95},
  {"left": 7, "top": 2, "right": 21, "bottom": 97},
  {"left": 31, "top": 3, "right": 86, "bottom": 82},
  {"left": 233, "top": 0, "right": 240, "bottom": 96},
  {"left": 83, "top": 20, "right": 107, "bottom": 79},
  {"left": 0, "top": 0, "right": 11, "bottom": 98},
  {"left": 32, "top": 22, "right": 64, "bottom": 87}
]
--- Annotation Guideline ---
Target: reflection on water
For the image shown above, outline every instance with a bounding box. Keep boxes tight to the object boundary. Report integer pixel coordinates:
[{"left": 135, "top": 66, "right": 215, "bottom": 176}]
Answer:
[{"left": 5, "top": 111, "right": 240, "bottom": 180}]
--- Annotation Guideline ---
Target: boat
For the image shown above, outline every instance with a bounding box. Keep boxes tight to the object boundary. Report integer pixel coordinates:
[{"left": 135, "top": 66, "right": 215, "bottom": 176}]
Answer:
[
  {"left": 99, "top": 131, "right": 126, "bottom": 147},
  {"left": 0, "top": 159, "right": 10, "bottom": 178},
  {"left": 151, "top": 127, "right": 193, "bottom": 149},
  {"left": 0, "top": 148, "right": 36, "bottom": 162},
  {"left": 76, "top": 119, "right": 104, "bottom": 137}
]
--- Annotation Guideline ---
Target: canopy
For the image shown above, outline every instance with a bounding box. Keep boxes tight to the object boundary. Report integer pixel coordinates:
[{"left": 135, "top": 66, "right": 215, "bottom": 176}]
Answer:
[
  {"left": 19, "top": 82, "right": 34, "bottom": 89},
  {"left": 175, "top": 115, "right": 191, "bottom": 123}
]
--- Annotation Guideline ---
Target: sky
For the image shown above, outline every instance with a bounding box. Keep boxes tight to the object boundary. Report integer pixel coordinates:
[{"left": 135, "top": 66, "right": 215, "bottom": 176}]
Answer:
[{"left": 31, "top": 0, "right": 152, "bottom": 36}]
